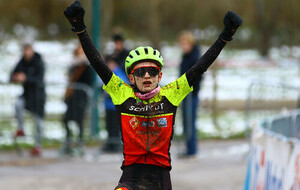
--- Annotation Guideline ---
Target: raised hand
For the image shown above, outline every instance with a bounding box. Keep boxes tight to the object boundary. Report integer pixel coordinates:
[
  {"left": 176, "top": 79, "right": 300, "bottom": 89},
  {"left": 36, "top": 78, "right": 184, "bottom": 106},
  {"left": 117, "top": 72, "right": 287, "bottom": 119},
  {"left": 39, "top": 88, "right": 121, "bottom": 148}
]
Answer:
[
  {"left": 219, "top": 11, "right": 243, "bottom": 41},
  {"left": 64, "top": 0, "right": 86, "bottom": 32}
]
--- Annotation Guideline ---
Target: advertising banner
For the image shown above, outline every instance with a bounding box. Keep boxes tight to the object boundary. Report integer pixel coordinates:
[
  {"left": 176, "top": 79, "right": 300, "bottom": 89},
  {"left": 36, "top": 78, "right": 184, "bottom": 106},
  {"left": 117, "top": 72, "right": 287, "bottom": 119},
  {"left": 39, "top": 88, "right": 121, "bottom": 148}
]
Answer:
[
  {"left": 284, "top": 143, "right": 300, "bottom": 190},
  {"left": 247, "top": 126, "right": 292, "bottom": 190}
]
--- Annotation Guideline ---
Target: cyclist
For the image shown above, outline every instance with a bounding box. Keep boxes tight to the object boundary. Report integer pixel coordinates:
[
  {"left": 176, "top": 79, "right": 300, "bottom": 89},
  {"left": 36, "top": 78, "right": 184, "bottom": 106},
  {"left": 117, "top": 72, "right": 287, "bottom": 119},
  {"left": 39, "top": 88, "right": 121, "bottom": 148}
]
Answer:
[{"left": 64, "top": 1, "right": 242, "bottom": 189}]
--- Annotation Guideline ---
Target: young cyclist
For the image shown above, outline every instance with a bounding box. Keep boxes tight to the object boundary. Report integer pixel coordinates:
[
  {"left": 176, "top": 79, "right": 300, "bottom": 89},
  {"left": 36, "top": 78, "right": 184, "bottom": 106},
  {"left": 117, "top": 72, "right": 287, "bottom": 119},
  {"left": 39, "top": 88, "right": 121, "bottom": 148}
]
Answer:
[{"left": 64, "top": 1, "right": 242, "bottom": 189}]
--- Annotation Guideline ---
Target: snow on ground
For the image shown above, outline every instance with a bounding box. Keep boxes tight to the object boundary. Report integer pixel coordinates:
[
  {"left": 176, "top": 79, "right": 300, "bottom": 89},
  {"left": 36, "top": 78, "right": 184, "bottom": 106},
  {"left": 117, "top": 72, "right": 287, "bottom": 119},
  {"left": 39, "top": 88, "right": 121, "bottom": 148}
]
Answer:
[{"left": 0, "top": 39, "right": 300, "bottom": 143}]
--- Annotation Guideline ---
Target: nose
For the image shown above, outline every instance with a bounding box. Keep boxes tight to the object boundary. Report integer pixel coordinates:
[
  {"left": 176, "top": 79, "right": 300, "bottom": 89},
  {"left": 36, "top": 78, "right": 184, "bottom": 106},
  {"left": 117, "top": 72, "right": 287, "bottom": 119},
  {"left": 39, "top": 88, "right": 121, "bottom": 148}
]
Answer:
[{"left": 144, "top": 71, "right": 151, "bottom": 78}]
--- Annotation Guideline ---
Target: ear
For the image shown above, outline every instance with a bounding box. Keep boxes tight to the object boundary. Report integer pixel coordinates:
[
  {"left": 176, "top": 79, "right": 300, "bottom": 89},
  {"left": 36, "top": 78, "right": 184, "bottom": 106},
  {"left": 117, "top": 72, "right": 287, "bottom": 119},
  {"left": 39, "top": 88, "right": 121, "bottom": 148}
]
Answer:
[
  {"left": 158, "top": 72, "right": 163, "bottom": 83},
  {"left": 128, "top": 74, "right": 135, "bottom": 84}
]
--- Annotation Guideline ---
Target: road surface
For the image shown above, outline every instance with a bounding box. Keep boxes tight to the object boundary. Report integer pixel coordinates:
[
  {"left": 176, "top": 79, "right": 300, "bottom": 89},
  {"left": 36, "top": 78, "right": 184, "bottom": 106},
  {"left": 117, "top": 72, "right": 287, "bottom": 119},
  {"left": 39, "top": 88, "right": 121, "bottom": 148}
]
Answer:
[{"left": 0, "top": 139, "right": 249, "bottom": 190}]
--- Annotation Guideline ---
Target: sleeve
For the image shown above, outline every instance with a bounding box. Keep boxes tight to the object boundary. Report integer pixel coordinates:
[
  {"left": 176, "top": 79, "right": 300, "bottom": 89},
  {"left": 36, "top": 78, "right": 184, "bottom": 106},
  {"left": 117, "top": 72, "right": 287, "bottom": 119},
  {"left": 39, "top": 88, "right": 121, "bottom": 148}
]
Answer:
[
  {"left": 77, "top": 30, "right": 113, "bottom": 85},
  {"left": 160, "top": 74, "right": 193, "bottom": 106},
  {"left": 186, "top": 38, "right": 226, "bottom": 86},
  {"left": 10, "top": 63, "right": 19, "bottom": 82},
  {"left": 103, "top": 73, "right": 134, "bottom": 105}
]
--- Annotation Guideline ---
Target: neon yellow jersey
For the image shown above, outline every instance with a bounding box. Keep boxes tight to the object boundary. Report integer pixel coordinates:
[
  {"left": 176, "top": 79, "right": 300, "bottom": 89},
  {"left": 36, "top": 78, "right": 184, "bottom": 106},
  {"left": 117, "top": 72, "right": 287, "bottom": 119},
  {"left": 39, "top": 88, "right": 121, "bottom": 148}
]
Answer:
[
  {"left": 103, "top": 73, "right": 192, "bottom": 106},
  {"left": 103, "top": 73, "right": 193, "bottom": 168}
]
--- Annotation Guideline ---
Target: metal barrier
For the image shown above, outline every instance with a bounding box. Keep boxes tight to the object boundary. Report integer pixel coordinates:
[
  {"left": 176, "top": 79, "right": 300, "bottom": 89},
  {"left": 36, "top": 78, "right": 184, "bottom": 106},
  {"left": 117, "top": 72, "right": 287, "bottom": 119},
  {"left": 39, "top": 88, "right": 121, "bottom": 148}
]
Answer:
[
  {"left": 0, "top": 82, "right": 94, "bottom": 146},
  {"left": 259, "top": 109, "right": 300, "bottom": 139},
  {"left": 245, "top": 109, "right": 300, "bottom": 190},
  {"left": 245, "top": 81, "right": 299, "bottom": 133}
]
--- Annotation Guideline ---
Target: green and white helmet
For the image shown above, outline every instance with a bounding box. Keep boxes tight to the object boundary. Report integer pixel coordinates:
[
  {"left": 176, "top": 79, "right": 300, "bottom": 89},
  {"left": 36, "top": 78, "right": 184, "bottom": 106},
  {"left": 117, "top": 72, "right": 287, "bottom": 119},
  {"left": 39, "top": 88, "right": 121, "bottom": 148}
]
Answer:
[{"left": 125, "top": 46, "right": 164, "bottom": 76}]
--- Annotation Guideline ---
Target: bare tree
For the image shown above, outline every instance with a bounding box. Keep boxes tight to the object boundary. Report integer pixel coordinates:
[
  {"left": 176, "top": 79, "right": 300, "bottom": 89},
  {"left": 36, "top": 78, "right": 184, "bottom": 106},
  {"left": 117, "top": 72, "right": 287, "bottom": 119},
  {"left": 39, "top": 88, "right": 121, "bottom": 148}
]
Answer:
[
  {"left": 255, "top": 0, "right": 282, "bottom": 56},
  {"left": 148, "top": 0, "right": 161, "bottom": 49}
]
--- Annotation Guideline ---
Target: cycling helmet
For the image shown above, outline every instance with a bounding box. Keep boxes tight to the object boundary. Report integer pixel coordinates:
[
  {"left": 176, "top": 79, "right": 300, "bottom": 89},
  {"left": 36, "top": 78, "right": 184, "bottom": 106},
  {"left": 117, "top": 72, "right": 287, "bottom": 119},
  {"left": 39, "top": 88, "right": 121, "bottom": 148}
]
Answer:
[{"left": 125, "top": 46, "right": 164, "bottom": 76}]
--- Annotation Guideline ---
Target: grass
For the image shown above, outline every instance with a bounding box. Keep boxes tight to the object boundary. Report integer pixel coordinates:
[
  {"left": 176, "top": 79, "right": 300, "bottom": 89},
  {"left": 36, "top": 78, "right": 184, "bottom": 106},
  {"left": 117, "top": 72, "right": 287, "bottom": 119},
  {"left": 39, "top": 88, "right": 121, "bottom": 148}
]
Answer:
[
  {"left": 0, "top": 110, "right": 250, "bottom": 151},
  {"left": 0, "top": 137, "right": 101, "bottom": 151}
]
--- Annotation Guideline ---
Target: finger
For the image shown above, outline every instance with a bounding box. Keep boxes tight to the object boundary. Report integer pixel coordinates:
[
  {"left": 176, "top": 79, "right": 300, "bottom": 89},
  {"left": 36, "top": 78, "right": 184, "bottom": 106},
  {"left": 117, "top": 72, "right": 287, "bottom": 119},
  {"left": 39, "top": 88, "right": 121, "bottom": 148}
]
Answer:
[
  {"left": 231, "top": 14, "right": 243, "bottom": 27},
  {"left": 64, "top": 9, "right": 70, "bottom": 17},
  {"left": 73, "top": 4, "right": 83, "bottom": 12},
  {"left": 226, "top": 11, "right": 242, "bottom": 28},
  {"left": 74, "top": 0, "right": 81, "bottom": 5}
]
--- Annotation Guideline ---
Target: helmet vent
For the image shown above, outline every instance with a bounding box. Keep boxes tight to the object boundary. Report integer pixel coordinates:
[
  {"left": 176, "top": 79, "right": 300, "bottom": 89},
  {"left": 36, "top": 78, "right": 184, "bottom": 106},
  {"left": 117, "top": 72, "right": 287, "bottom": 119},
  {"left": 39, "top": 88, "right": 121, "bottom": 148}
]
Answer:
[
  {"left": 144, "top": 48, "right": 148, "bottom": 54},
  {"left": 135, "top": 50, "right": 140, "bottom": 56},
  {"left": 129, "top": 54, "right": 133, "bottom": 58},
  {"left": 153, "top": 50, "right": 157, "bottom": 55}
]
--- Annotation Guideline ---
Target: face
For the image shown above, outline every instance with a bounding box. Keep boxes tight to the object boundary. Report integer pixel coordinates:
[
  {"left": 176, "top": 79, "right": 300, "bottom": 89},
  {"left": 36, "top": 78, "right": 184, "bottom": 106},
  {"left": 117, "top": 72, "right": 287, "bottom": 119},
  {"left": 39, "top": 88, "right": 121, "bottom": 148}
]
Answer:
[
  {"left": 107, "top": 60, "right": 118, "bottom": 71},
  {"left": 23, "top": 46, "right": 34, "bottom": 61},
  {"left": 129, "top": 62, "right": 162, "bottom": 93},
  {"left": 179, "top": 38, "right": 193, "bottom": 54},
  {"left": 114, "top": 40, "right": 124, "bottom": 52},
  {"left": 75, "top": 45, "right": 85, "bottom": 59}
]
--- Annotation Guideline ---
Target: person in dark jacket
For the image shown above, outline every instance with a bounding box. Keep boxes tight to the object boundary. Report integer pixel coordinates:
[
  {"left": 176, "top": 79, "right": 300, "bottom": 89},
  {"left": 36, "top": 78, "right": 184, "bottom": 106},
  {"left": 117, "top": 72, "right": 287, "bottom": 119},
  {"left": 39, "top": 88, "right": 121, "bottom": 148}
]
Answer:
[
  {"left": 179, "top": 31, "right": 202, "bottom": 156},
  {"left": 109, "top": 34, "right": 129, "bottom": 71},
  {"left": 10, "top": 43, "right": 46, "bottom": 156},
  {"left": 102, "top": 56, "right": 130, "bottom": 152},
  {"left": 62, "top": 44, "right": 93, "bottom": 155}
]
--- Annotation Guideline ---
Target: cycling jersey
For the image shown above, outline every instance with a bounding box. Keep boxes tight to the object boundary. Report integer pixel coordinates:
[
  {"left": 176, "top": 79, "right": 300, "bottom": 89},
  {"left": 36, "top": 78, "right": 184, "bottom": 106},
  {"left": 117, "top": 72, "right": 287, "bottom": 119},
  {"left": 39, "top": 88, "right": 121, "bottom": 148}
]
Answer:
[{"left": 104, "top": 73, "right": 192, "bottom": 168}]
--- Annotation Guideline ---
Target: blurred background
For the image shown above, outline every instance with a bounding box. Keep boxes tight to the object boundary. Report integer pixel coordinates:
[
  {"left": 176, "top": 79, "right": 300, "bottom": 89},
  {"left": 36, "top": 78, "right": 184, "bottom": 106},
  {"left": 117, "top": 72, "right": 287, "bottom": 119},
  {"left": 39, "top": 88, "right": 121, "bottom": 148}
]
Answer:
[{"left": 0, "top": 0, "right": 300, "bottom": 189}]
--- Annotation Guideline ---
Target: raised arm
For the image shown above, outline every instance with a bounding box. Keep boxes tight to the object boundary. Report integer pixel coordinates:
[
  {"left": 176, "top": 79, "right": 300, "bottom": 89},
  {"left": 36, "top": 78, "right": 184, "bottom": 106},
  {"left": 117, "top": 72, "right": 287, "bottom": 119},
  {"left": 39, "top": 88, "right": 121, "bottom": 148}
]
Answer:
[
  {"left": 64, "top": 0, "right": 112, "bottom": 85},
  {"left": 186, "top": 11, "right": 242, "bottom": 86}
]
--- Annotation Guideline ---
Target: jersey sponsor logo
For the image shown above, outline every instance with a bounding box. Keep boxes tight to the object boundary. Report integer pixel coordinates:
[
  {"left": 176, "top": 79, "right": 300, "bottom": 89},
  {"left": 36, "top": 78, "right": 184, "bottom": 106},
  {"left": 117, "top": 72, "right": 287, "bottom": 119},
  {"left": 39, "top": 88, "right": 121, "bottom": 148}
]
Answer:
[
  {"left": 128, "top": 103, "right": 164, "bottom": 112},
  {"left": 142, "top": 120, "right": 155, "bottom": 127},
  {"left": 157, "top": 118, "right": 167, "bottom": 128},
  {"left": 129, "top": 116, "right": 139, "bottom": 129}
]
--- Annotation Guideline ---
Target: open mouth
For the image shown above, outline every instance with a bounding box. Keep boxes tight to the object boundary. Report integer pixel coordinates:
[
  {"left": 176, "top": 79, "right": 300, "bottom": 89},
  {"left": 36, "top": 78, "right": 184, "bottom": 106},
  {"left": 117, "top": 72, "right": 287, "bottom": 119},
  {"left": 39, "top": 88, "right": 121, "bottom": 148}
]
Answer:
[{"left": 143, "top": 81, "right": 152, "bottom": 85}]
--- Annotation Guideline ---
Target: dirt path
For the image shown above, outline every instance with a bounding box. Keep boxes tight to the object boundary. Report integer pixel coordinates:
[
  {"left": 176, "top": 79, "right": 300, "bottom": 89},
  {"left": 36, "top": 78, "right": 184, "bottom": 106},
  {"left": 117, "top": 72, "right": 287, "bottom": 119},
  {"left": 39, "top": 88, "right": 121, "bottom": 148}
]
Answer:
[{"left": 0, "top": 139, "right": 249, "bottom": 190}]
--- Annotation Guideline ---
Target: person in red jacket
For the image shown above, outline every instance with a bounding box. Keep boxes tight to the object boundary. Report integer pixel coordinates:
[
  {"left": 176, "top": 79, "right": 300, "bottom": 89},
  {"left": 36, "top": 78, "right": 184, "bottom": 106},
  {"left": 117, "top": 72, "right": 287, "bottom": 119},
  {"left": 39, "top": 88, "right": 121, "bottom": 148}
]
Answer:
[{"left": 64, "top": 1, "right": 242, "bottom": 189}]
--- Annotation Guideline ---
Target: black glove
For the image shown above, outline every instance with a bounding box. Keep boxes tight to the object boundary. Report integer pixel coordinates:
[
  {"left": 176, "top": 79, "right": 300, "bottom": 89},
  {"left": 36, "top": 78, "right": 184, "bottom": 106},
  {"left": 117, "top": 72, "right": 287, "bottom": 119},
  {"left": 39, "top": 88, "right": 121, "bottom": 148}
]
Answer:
[
  {"left": 219, "top": 11, "right": 243, "bottom": 41},
  {"left": 64, "top": 0, "right": 86, "bottom": 32}
]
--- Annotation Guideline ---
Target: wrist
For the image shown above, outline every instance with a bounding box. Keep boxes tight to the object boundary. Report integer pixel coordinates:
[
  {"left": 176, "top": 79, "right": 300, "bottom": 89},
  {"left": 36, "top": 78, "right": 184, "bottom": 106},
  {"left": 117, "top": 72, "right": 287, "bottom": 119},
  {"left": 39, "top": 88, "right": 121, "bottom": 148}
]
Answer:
[
  {"left": 76, "top": 29, "right": 86, "bottom": 34},
  {"left": 220, "top": 38, "right": 228, "bottom": 43},
  {"left": 219, "top": 28, "right": 233, "bottom": 41},
  {"left": 71, "top": 21, "right": 86, "bottom": 32}
]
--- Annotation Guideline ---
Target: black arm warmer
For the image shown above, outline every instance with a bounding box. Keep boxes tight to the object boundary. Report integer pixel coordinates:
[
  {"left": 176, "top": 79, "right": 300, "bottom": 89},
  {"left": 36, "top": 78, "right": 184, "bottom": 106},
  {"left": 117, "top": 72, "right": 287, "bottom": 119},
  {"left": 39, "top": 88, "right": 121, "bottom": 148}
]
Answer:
[
  {"left": 77, "top": 30, "right": 112, "bottom": 85},
  {"left": 186, "top": 38, "right": 226, "bottom": 86}
]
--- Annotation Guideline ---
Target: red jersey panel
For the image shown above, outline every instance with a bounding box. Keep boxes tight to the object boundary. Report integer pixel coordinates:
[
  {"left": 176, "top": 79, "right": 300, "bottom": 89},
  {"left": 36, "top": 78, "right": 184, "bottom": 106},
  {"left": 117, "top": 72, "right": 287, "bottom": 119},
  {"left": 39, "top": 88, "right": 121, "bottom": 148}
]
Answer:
[{"left": 121, "top": 113, "right": 173, "bottom": 167}]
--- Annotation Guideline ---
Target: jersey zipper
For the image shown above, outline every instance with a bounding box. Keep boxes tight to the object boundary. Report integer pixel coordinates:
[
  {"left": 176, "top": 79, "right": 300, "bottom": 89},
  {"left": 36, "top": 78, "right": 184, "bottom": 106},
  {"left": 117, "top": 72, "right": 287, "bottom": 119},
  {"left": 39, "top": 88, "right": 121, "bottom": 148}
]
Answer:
[{"left": 145, "top": 100, "right": 150, "bottom": 164}]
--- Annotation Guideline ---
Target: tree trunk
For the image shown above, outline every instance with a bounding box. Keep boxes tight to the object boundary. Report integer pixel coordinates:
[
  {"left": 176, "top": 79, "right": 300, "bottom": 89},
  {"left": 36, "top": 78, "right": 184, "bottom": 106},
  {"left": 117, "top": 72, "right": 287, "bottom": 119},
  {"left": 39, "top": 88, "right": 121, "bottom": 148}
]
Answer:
[
  {"left": 148, "top": 0, "right": 160, "bottom": 49},
  {"left": 102, "top": 0, "right": 114, "bottom": 40},
  {"left": 255, "top": 0, "right": 282, "bottom": 57},
  {"left": 211, "top": 64, "right": 221, "bottom": 131}
]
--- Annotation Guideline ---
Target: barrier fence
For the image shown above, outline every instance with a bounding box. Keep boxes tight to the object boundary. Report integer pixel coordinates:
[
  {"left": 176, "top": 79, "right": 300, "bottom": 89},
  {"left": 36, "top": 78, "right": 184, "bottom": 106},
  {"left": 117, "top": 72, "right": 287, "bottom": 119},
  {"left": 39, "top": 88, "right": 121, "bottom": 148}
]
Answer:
[
  {"left": 245, "top": 81, "right": 299, "bottom": 134},
  {"left": 0, "top": 82, "right": 97, "bottom": 146},
  {"left": 244, "top": 109, "right": 300, "bottom": 190}
]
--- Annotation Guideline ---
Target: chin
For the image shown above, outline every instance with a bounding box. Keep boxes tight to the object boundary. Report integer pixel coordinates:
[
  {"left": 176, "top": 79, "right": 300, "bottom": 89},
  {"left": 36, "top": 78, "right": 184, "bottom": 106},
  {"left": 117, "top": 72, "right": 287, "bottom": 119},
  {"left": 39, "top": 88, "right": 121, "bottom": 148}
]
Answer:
[
  {"left": 141, "top": 89, "right": 151, "bottom": 93},
  {"left": 140, "top": 87, "right": 154, "bottom": 93}
]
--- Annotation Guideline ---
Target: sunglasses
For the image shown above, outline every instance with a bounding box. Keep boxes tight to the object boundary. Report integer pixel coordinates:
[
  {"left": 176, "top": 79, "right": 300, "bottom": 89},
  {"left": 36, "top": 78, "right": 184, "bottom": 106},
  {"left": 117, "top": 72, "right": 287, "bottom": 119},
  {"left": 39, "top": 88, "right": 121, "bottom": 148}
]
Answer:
[{"left": 131, "top": 66, "right": 161, "bottom": 77}]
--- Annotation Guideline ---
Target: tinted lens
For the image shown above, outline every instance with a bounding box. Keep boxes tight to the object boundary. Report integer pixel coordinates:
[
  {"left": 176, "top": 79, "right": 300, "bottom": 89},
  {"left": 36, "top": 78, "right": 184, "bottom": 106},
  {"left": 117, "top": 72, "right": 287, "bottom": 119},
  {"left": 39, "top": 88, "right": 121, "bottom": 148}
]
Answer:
[
  {"left": 133, "top": 67, "right": 160, "bottom": 77},
  {"left": 133, "top": 67, "right": 147, "bottom": 77},
  {"left": 147, "top": 67, "right": 160, "bottom": 77}
]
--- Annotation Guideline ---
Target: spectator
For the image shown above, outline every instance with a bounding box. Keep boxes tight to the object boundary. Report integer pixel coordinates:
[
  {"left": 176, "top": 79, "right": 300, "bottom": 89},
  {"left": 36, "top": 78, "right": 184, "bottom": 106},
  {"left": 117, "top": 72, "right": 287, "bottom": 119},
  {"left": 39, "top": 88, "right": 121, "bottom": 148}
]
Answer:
[
  {"left": 62, "top": 44, "right": 93, "bottom": 155},
  {"left": 10, "top": 42, "right": 46, "bottom": 156},
  {"left": 102, "top": 56, "right": 130, "bottom": 152},
  {"left": 110, "top": 33, "right": 129, "bottom": 71},
  {"left": 178, "top": 30, "right": 202, "bottom": 156}
]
